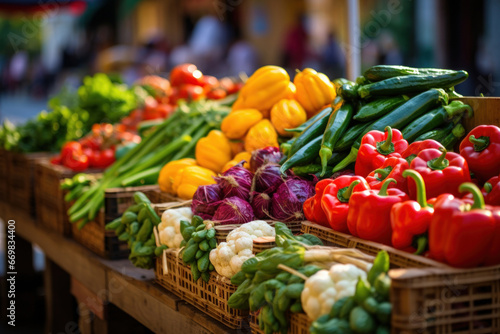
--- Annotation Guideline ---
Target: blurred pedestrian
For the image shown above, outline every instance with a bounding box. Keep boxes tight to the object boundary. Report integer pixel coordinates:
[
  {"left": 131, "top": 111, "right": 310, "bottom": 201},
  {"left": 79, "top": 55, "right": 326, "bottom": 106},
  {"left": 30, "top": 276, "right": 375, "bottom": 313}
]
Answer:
[{"left": 321, "top": 32, "right": 345, "bottom": 79}]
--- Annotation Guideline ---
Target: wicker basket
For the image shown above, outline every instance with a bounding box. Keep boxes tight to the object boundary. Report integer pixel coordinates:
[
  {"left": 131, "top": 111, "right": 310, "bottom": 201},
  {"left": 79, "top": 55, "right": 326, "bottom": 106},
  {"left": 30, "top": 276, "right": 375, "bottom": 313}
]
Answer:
[
  {"left": 104, "top": 185, "right": 160, "bottom": 223},
  {"left": 249, "top": 311, "right": 311, "bottom": 334},
  {"left": 9, "top": 152, "right": 53, "bottom": 217},
  {"left": 71, "top": 209, "right": 129, "bottom": 259},
  {"left": 390, "top": 264, "right": 500, "bottom": 334},
  {"left": 154, "top": 247, "right": 248, "bottom": 329}
]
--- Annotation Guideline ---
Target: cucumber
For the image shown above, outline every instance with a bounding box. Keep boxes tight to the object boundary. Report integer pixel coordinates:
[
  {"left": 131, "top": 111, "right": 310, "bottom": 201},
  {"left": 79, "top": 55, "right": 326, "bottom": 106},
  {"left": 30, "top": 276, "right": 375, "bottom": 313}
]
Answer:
[
  {"left": 353, "top": 95, "right": 408, "bottom": 122},
  {"left": 364, "top": 65, "right": 458, "bottom": 81},
  {"left": 105, "top": 217, "right": 121, "bottom": 231},
  {"left": 333, "top": 122, "right": 372, "bottom": 152},
  {"left": 319, "top": 103, "right": 354, "bottom": 175},
  {"left": 280, "top": 135, "right": 323, "bottom": 173},
  {"left": 441, "top": 124, "right": 465, "bottom": 149},
  {"left": 401, "top": 100, "right": 471, "bottom": 142},
  {"left": 144, "top": 203, "right": 160, "bottom": 225},
  {"left": 197, "top": 252, "right": 210, "bottom": 272},
  {"left": 287, "top": 106, "right": 333, "bottom": 157},
  {"left": 136, "top": 218, "right": 152, "bottom": 242},
  {"left": 337, "top": 83, "right": 358, "bottom": 101},
  {"left": 332, "top": 89, "right": 448, "bottom": 173},
  {"left": 358, "top": 71, "right": 468, "bottom": 99},
  {"left": 284, "top": 106, "right": 332, "bottom": 133},
  {"left": 414, "top": 122, "right": 455, "bottom": 142},
  {"left": 332, "top": 78, "right": 353, "bottom": 89},
  {"left": 121, "top": 211, "right": 138, "bottom": 225},
  {"left": 133, "top": 191, "right": 151, "bottom": 204}
]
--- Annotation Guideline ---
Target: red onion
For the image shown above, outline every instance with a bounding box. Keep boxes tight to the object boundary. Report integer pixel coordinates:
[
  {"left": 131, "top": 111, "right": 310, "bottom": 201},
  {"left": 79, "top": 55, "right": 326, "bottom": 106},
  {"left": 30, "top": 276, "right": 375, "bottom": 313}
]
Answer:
[
  {"left": 212, "top": 196, "right": 254, "bottom": 224},
  {"left": 250, "top": 191, "right": 271, "bottom": 219},
  {"left": 271, "top": 178, "right": 315, "bottom": 222},
  {"left": 250, "top": 146, "right": 282, "bottom": 172},
  {"left": 216, "top": 162, "right": 253, "bottom": 201},
  {"left": 253, "top": 163, "right": 287, "bottom": 194},
  {"left": 191, "top": 184, "right": 222, "bottom": 218}
]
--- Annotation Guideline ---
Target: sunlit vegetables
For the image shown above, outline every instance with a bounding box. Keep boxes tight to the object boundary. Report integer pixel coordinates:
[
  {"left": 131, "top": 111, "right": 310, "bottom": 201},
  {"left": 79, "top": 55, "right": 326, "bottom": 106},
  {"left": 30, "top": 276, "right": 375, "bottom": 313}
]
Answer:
[
  {"left": 294, "top": 68, "right": 336, "bottom": 117},
  {"left": 172, "top": 165, "right": 217, "bottom": 200},
  {"left": 195, "top": 130, "right": 232, "bottom": 173},
  {"left": 244, "top": 119, "right": 279, "bottom": 153},
  {"left": 221, "top": 109, "right": 263, "bottom": 139},
  {"left": 270, "top": 99, "right": 307, "bottom": 137},
  {"left": 157, "top": 158, "right": 197, "bottom": 193},
  {"left": 158, "top": 207, "right": 193, "bottom": 249}
]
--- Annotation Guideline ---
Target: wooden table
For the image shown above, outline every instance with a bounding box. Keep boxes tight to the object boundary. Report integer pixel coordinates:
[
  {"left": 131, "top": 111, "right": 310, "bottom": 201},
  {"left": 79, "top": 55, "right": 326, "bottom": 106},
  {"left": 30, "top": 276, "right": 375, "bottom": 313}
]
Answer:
[{"left": 0, "top": 201, "right": 249, "bottom": 334}]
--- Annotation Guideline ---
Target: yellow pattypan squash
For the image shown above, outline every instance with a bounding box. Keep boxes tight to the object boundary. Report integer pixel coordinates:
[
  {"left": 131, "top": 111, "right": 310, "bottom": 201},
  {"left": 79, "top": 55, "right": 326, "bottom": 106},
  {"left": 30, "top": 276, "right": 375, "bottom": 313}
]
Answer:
[
  {"left": 172, "top": 166, "right": 216, "bottom": 200},
  {"left": 222, "top": 151, "right": 252, "bottom": 172},
  {"left": 244, "top": 119, "right": 278, "bottom": 153},
  {"left": 158, "top": 158, "right": 197, "bottom": 193},
  {"left": 195, "top": 130, "right": 232, "bottom": 173},
  {"left": 221, "top": 109, "right": 263, "bottom": 139},
  {"left": 294, "top": 68, "right": 336, "bottom": 118},
  {"left": 270, "top": 99, "right": 307, "bottom": 137}
]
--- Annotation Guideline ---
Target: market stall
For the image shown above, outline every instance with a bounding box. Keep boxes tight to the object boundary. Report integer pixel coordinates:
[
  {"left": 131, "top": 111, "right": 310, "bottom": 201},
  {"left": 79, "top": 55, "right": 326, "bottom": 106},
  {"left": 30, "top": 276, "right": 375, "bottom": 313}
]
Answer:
[{"left": 1, "top": 62, "right": 500, "bottom": 334}]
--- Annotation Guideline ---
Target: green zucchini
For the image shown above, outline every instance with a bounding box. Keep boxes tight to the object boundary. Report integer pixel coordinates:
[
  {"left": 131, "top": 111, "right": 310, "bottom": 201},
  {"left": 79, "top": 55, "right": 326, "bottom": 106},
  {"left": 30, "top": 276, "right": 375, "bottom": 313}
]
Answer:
[
  {"left": 332, "top": 78, "right": 353, "bottom": 90},
  {"left": 414, "top": 122, "right": 455, "bottom": 142},
  {"left": 280, "top": 135, "right": 323, "bottom": 173},
  {"left": 441, "top": 124, "right": 466, "bottom": 149},
  {"left": 353, "top": 95, "right": 408, "bottom": 122},
  {"left": 284, "top": 106, "right": 332, "bottom": 133},
  {"left": 332, "top": 89, "right": 448, "bottom": 172},
  {"left": 358, "top": 71, "right": 468, "bottom": 99},
  {"left": 337, "top": 83, "right": 359, "bottom": 101},
  {"left": 319, "top": 103, "right": 354, "bottom": 176},
  {"left": 333, "top": 122, "right": 372, "bottom": 152},
  {"left": 401, "top": 100, "right": 472, "bottom": 142},
  {"left": 280, "top": 137, "right": 296, "bottom": 156},
  {"left": 133, "top": 191, "right": 151, "bottom": 204},
  {"left": 364, "top": 65, "right": 458, "bottom": 81},
  {"left": 287, "top": 106, "right": 333, "bottom": 157}
]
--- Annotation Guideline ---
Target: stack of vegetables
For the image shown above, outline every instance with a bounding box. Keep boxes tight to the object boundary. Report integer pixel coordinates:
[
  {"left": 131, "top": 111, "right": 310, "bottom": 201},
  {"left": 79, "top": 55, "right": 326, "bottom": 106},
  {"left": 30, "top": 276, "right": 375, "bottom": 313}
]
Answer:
[
  {"left": 51, "top": 123, "right": 141, "bottom": 171},
  {"left": 68, "top": 99, "right": 230, "bottom": 227},
  {"left": 105, "top": 192, "right": 161, "bottom": 269},
  {"left": 280, "top": 65, "right": 472, "bottom": 178},
  {"left": 189, "top": 147, "right": 316, "bottom": 223},
  {"left": 305, "top": 123, "right": 500, "bottom": 268}
]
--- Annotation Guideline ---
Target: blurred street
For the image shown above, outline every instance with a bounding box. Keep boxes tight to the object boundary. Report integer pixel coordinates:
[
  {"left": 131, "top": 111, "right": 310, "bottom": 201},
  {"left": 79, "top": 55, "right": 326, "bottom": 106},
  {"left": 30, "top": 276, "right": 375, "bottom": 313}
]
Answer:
[{"left": 0, "top": 93, "right": 47, "bottom": 124}]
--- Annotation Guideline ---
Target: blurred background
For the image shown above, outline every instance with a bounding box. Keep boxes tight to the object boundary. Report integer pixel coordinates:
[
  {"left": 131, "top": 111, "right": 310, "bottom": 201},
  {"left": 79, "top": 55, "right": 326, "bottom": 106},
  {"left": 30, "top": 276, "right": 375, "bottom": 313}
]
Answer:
[{"left": 1, "top": 0, "right": 499, "bottom": 124}]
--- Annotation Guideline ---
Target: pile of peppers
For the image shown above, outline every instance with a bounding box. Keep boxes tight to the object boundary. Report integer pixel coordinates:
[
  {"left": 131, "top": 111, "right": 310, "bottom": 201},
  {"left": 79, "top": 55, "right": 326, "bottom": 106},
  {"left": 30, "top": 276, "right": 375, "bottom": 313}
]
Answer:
[{"left": 304, "top": 124, "right": 500, "bottom": 268}]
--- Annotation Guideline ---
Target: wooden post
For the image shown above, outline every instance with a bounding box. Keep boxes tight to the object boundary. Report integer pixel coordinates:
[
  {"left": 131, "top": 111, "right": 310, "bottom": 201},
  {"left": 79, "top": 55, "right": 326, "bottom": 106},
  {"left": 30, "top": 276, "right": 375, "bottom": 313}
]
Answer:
[{"left": 346, "top": 0, "right": 361, "bottom": 81}]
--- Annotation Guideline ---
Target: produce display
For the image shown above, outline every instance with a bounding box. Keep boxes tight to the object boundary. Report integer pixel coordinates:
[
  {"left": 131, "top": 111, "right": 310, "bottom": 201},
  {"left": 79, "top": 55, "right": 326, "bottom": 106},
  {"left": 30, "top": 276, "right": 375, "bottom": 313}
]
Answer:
[{"left": 105, "top": 192, "right": 161, "bottom": 269}]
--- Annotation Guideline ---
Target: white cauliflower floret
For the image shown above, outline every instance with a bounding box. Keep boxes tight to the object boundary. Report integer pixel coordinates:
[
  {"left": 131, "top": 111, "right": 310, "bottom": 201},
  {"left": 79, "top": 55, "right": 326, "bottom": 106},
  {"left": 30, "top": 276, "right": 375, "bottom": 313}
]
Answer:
[
  {"left": 210, "top": 220, "right": 275, "bottom": 278},
  {"left": 157, "top": 207, "right": 193, "bottom": 249},
  {"left": 302, "top": 264, "right": 367, "bottom": 321}
]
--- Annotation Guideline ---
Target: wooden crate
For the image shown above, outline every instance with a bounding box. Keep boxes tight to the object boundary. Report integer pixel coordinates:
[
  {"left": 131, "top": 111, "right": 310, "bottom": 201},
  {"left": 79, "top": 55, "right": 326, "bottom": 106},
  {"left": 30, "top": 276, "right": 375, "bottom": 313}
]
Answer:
[
  {"left": 9, "top": 152, "right": 53, "bottom": 217},
  {"left": 104, "top": 185, "right": 160, "bottom": 223},
  {"left": 390, "top": 264, "right": 500, "bottom": 334},
  {"left": 71, "top": 209, "right": 129, "bottom": 259},
  {"left": 155, "top": 249, "right": 248, "bottom": 329},
  {"left": 150, "top": 187, "right": 181, "bottom": 203},
  {"left": 35, "top": 159, "right": 75, "bottom": 235},
  {"left": 249, "top": 311, "right": 311, "bottom": 334},
  {"left": 459, "top": 97, "right": 500, "bottom": 130},
  {"left": 300, "top": 221, "right": 354, "bottom": 248}
]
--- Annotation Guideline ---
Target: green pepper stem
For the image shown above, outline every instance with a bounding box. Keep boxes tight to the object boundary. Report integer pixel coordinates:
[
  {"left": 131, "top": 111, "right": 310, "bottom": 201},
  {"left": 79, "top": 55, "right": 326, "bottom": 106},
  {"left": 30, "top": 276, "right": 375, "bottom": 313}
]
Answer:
[
  {"left": 484, "top": 182, "right": 493, "bottom": 194},
  {"left": 469, "top": 135, "right": 490, "bottom": 152},
  {"left": 459, "top": 182, "right": 485, "bottom": 210},
  {"left": 443, "top": 101, "right": 473, "bottom": 119},
  {"left": 374, "top": 167, "right": 391, "bottom": 181},
  {"left": 332, "top": 147, "right": 358, "bottom": 173},
  {"left": 340, "top": 180, "right": 361, "bottom": 202},
  {"left": 378, "top": 126, "right": 393, "bottom": 152},
  {"left": 319, "top": 147, "right": 332, "bottom": 177},
  {"left": 402, "top": 169, "right": 428, "bottom": 207},
  {"left": 427, "top": 148, "right": 449, "bottom": 170},
  {"left": 414, "top": 236, "right": 428, "bottom": 255},
  {"left": 378, "top": 178, "right": 397, "bottom": 196}
]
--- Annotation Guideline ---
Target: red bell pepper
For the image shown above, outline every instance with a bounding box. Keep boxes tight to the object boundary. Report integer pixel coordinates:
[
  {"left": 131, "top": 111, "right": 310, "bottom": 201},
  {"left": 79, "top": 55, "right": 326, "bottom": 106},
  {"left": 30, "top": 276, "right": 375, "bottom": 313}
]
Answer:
[
  {"left": 390, "top": 170, "right": 435, "bottom": 254},
  {"left": 303, "top": 179, "right": 337, "bottom": 227},
  {"left": 401, "top": 139, "right": 444, "bottom": 164},
  {"left": 459, "top": 125, "right": 500, "bottom": 182},
  {"left": 355, "top": 126, "right": 408, "bottom": 177},
  {"left": 320, "top": 175, "right": 370, "bottom": 233},
  {"left": 366, "top": 156, "right": 409, "bottom": 193},
  {"left": 347, "top": 178, "right": 409, "bottom": 245},
  {"left": 429, "top": 183, "right": 500, "bottom": 267},
  {"left": 409, "top": 148, "right": 471, "bottom": 200},
  {"left": 484, "top": 175, "right": 500, "bottom": 206}
]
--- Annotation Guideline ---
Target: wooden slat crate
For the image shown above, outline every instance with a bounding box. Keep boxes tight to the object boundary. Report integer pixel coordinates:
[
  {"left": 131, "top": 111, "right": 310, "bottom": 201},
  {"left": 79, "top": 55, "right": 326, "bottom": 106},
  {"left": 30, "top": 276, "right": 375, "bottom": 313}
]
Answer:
[
  {"left": 150, "top": 188, "right": 181, "bottom": 203},
  {"left": 155, "top": 249, "right": 248, "bottom": 329},
  {"left": 104, "top": 185, "right": 160, "bottom": 223},
  {"left": 35, "top": 159, "right": 76, "bottom": 235},
  {"left": 459, "top": 97, "right": 500, "bottom": 130},
  {"left": 9, "top": 152, "right": 53, "bottom": 217},
  {"left": 390, "top": 265, "right": 500, "bottom": 334},
  {"left": 71, "top": 209, "right": 129, "bottom": 259}
]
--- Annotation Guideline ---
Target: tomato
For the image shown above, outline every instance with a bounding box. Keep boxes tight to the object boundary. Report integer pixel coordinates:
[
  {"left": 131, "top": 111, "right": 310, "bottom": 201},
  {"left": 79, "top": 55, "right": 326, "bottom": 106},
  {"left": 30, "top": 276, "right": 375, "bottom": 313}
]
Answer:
[
  {"left": 80, "top": 137, "right": 100, "bottom": 150},
  {"left": 201, "top": 75, "right": 219, "bottom": 89},
  {"left": 61, "top": 141, "right": 82, "bottom": 161},
  {"left": 178, "top": 84, "right": 205, "bottom": 101},
  {"left": 156, "top": 104, "right": 174, "bottom": 118},
  {"left": 220, "top": 78, "right": 242, "bottom": 95},
  {"left": 82, "top": 147, "right": 96, "bottom": 167},
  {"left": 142, "top": 109, "right": 163, "bottom": 120},
  {"left": 144, "top": 96, "right": 158, "bottom": 111},
  {"left": 93, "top": 149, "right": 115, "bottom": 168},
  {"left": 62, "top": 149, "right": 89, "bottom": 171},
  {"left": 170, "top": 64, "right": 204, "bottom": 87},
  {"left": 50, "top": 155, "right": 62, "bottom": 165},
  {"left": 206, "top": 88, "right": 227, "bottom": 100}
]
